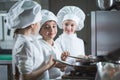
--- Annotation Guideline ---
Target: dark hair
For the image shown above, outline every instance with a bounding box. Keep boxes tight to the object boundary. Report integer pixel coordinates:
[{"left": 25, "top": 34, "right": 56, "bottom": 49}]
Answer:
[{"left": 13, "top": 25, "right": 31, "bottom": 37}]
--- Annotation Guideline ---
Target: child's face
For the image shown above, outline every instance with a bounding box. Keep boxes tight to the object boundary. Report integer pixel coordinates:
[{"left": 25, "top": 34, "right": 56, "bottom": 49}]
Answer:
[
  {"left": 62, "top": 20, "right": 77, "bottom": 34},
  {"left": 31, "top": 22, "right": 41, "bottom": 35},
  {"left": 40, "top": 20, "right": 57, "bottom": 40}
]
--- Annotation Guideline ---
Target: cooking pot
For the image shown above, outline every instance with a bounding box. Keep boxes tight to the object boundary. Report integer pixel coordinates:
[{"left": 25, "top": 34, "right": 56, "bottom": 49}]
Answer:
[{"left": 96, "top": 0, "right": 114, "bottom": 10}]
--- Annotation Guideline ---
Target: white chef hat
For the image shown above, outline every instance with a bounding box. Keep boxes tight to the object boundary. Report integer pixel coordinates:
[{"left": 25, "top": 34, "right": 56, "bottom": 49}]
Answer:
[
  {"left": 41, "top": 9, "right": 57, "bottom": 27},
  {"left": 57, "top": 6, "right": 85, "bottom": 31},
  {"left": 6, "top": 0, "right": 42, "bottom": 29}
]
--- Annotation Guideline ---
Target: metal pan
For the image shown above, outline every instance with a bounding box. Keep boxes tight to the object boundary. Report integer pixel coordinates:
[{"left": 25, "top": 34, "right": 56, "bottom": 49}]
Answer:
[
  {"left": 96, "top": 0, "right": 114, "bottom": 10},
  {"left": 68, "top": 55, "right": 97, "bottom": 63},
  {"left": 53, "top": 59, "right": 73, "bottom": 66},
  {"left": 54, "top": 58, "right": 97, "bottom": 72},
  {"left": 74, "top": 64, "right": 97, "bottom": 72}
]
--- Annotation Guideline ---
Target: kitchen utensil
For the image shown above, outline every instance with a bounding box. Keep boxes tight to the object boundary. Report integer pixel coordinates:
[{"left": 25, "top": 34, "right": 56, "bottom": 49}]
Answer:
[
  {"left": 96, "top": 0, "right": 114, "bottom": 10},
  {"left": 68, "top": 55, "right": 88, "bottom": 60},
  {"left": 53, "top": 59, "right": 73, "bottom": 66},
  {"left": 68, "top": 55, "right": 97, "bottom": 62},
  {"left": 54, "top": 59, "right": 97, "bottom": 75}
]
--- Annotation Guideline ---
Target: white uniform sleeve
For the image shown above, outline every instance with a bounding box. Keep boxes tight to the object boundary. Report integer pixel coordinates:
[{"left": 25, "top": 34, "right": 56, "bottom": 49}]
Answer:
[{"left": 15, "top": 42, "right": 34, "bottom": 74}]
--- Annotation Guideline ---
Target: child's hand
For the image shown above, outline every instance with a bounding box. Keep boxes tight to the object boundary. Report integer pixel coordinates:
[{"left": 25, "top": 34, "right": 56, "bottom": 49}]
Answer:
[
  {"left": 55, "top": 62, "right": 67, "bottom": 71},
  {"left": 61, "top": 51, "right": 70, "bottom": 61},
  {"left": 46, "top": 55, "right": 56, "bottom": 69}
]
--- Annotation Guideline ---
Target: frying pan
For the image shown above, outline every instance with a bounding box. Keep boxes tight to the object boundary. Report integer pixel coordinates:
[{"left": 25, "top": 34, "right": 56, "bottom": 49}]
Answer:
[
  {"left": 73, "top": 63, "right": 97, "bottom": 72},
  {"left": 68, "top": 55, "right": 97, "bottom": 65},
  {"left": 54, "top": 57, "right": 97, "bottom": 72}
]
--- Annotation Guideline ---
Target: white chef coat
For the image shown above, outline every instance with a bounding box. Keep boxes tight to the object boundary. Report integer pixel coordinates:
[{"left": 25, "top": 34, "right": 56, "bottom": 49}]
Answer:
[
  {"left": 55, "top": 32, "right": 85, "bottom": 57},
  {"left": 12, "top": 34, "right": 49, "bottom": 80},
  {"left": 55, "top": 33, "right": 85, "bottom": 73},
  {"left": 38, "top": 38, "right": 62, "bottom": 79}
]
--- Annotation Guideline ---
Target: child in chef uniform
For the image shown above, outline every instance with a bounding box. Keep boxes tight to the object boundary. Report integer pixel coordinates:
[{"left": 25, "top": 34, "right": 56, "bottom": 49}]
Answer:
[
  {"left": 55, "top": 6, "right": 86, "bottom": 74},
  {"left": 39, "top": 9, "right": 69, "bottom": 79},
  {"left": 6, "top": 0, "right": 56, "bottom": 80}
]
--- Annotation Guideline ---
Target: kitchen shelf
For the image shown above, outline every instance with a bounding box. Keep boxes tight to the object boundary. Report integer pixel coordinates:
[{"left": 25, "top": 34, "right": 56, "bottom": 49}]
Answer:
[
  {"left": 0, "top": 54, "right": 12, "bottom": 64},
  {"left": 0, "top": 54, "right": 12, "bottom": 60}
]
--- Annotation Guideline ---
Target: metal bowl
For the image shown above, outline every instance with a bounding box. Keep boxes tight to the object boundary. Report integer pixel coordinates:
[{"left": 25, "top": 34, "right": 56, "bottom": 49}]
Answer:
[{"left": 96, "top": 0, "right": 114, "bottom": 10}]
